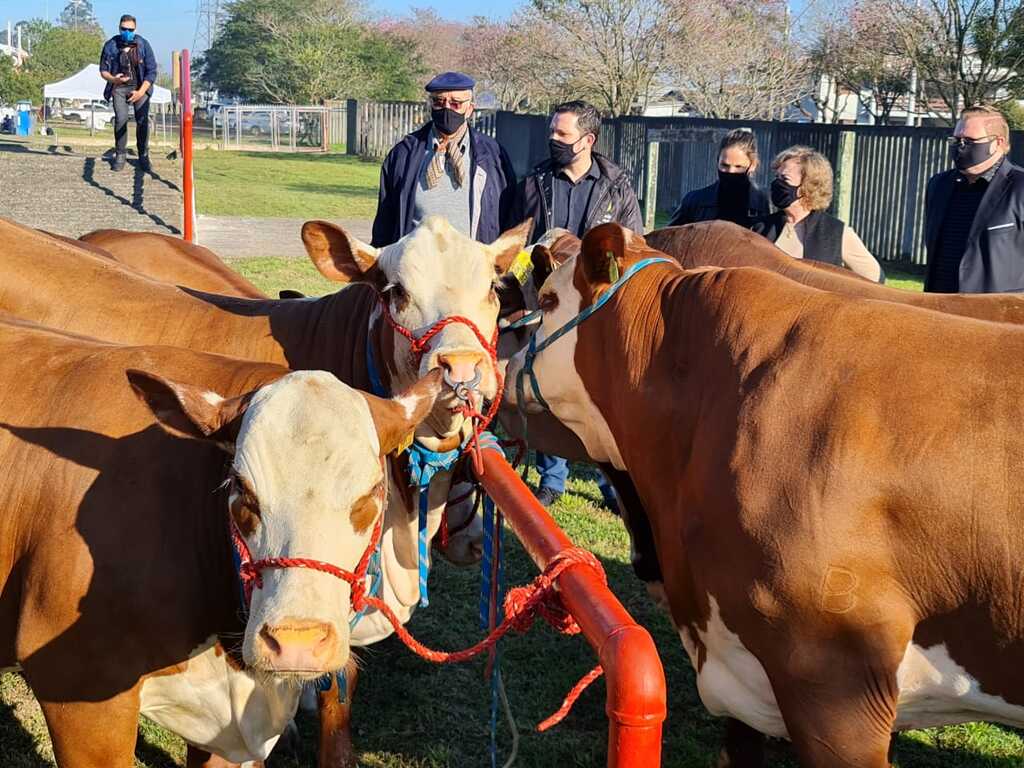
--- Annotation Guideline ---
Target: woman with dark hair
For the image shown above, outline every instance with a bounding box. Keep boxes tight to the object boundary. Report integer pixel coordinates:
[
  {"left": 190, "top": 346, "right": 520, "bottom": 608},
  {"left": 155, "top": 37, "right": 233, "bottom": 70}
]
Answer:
[
  {"left": 668, "top": 128, "right": 770, "bottom": 228},
  {"left": 753, "top": 146, "right": 884, "bottom": 282}
]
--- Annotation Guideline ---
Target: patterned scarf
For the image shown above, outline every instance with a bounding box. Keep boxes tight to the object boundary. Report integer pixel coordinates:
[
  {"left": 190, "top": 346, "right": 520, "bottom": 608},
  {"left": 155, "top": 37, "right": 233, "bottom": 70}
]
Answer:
[{"left": 426, "top": 122, "right": 469, "bottom": 190}]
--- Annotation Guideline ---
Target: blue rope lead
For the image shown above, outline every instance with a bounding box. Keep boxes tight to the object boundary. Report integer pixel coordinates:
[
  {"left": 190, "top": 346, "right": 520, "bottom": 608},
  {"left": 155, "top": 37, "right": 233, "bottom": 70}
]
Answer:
[{"left": 407, "top": 440, "right": 461, "bottom": 607}]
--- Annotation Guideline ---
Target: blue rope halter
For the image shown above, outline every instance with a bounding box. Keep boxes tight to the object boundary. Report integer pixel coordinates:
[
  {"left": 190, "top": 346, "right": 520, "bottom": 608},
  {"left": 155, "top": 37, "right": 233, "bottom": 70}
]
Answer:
[{"left": 515, "top": 256, "right": 674, "bottom": 415}]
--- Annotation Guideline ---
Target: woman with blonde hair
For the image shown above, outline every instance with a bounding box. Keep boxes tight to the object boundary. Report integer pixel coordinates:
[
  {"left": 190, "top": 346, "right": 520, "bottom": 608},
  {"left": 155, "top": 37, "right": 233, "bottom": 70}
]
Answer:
[
  {"left": 753, "top": 145, "right": 884, "bottom": 282},
  {"left": 669, "top": 128, "right": 770, "bottom": 228}
]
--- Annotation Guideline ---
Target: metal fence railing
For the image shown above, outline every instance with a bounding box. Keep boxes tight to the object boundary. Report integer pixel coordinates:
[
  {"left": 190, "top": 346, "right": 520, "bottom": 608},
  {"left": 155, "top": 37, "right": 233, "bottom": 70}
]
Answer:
[{"left": 212, "top": 105, "right": 332, "bottom": 152}]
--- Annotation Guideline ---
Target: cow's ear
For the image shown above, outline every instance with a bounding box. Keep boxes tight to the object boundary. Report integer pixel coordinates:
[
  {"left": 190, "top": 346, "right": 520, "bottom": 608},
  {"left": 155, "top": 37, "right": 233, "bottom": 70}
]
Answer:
[
  {"left": 490, "top": 219, "right": 533, "bottom": 274},
  {"left": 361, "top": 369, "right": 443, "bottom": 456},
  {"left": 579, "top": 223, "right": 630, "bottom": 287},
  {"left": 302, "top": 221, "right": 383, "bottom": 286},
  {"left": 127, "top": 370, "right": 253, "bottom": 451},
  {"left": 530, "top": 233, "right": 578, "bottom": 290}
]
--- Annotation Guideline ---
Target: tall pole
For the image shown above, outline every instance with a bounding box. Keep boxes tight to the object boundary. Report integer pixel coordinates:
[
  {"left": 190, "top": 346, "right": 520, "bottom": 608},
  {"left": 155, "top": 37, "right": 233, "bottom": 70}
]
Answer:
[{"left": 181, "top": 49, "right": 195, "bottom": 243}]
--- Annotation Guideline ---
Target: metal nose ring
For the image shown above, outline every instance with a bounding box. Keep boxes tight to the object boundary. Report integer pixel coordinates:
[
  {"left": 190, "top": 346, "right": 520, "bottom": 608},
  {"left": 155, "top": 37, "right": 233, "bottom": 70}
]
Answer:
[{"left": 443, "top": 367, "right": 482, "bottom": 402}]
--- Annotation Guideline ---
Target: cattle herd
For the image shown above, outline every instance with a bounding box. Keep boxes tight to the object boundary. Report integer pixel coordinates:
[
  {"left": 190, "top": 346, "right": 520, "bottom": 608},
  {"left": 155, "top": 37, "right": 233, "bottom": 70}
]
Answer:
[{"left": 0, "top": 214, "right": 1022, "bottom": 767}]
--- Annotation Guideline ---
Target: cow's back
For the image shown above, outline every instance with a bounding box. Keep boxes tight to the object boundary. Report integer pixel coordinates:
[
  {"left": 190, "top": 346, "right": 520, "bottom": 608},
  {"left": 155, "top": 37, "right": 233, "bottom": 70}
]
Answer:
[
  {"left": 647, "top": 222, "right": 1024, "bottom": 324},
  {"left": 0, "top": 219, "right": 285, "bottom": 362},
  {"left": 80, "top": 230, "right": 266, "bottom": 299}
]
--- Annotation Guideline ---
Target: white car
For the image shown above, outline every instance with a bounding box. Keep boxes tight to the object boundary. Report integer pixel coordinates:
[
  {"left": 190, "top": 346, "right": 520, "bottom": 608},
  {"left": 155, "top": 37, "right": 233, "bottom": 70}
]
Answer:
[{"left": 63, "top": 101, "right": 115, "bottom": 130}]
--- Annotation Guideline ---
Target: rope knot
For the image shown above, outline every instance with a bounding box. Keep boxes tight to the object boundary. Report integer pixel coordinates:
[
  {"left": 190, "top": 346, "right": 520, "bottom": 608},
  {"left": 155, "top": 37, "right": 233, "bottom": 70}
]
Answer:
[{"left": 503, "top": 547, "right": 605, "bottom": 636}]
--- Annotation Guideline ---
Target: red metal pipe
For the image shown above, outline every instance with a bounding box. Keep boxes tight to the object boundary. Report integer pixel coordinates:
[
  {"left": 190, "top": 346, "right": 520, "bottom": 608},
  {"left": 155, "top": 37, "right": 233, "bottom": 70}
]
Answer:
[
  {"left": 474, "top": 449, "right": 666, "bottom": 767},
  {"left": 180, "top": 49, "right": 194, "bottom": 243}
]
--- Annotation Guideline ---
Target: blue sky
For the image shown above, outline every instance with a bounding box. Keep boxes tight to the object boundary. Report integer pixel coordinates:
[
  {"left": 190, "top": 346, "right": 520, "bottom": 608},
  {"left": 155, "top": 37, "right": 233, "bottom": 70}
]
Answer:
[{"left": 0, "top": 0, "right": 516, "bottom": 76}]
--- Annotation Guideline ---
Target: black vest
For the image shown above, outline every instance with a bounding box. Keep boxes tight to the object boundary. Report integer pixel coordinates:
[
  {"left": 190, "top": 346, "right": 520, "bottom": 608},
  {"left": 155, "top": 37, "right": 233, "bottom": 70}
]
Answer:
[{"left": 755, "top": 210, "right": 844, "bottom": 266}]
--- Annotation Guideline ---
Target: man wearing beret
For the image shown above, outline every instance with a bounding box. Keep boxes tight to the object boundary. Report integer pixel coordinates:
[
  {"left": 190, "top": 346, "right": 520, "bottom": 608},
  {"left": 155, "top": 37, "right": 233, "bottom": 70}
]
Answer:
[{"left": 371, "top": 72, "right": 517, "bottom": 247}]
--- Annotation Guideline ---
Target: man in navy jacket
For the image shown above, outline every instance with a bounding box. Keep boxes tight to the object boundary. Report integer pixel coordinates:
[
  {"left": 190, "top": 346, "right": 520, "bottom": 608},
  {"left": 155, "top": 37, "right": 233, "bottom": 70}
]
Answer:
[
  {"left": 925, "top": 104, "right": 1024, "bottom": 293},
  {"left": 371, "top": 72, "right": 517, "bottom": 247},
  {"left": 99, "top": 14, "right": 157, "bottom": 172}
]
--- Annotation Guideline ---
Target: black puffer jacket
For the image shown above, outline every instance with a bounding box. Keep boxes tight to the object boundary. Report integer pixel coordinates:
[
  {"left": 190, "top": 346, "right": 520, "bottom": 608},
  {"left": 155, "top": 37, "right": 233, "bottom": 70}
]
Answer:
[{"left": 512, "top": 153, "right": 643, "bottom": 244}]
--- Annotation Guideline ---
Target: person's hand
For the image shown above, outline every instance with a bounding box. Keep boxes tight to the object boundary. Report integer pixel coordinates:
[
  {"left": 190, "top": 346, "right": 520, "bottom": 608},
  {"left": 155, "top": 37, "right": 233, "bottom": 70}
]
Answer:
[
  {"left": 127, "top": 89, "right": 145, "bottom": 104},
  {"left": 115, "top": 73, "right": 130, "bottom": 83}
]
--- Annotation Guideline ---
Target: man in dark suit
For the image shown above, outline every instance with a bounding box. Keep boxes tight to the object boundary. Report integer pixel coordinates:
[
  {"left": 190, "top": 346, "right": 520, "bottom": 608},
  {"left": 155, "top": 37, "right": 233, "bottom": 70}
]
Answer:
[
  {"left": 924, "top": 104, "right": 1024, "bottom": 293},
  {"left": 371, "top": 71, "right": 516, "bottom": 247}
]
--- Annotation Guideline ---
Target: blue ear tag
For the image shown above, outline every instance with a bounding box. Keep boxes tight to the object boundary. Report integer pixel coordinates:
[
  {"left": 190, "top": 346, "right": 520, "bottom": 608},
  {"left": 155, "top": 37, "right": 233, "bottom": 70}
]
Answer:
[{"left": 607, "top": 252, "right": 620, "bottom": 282}]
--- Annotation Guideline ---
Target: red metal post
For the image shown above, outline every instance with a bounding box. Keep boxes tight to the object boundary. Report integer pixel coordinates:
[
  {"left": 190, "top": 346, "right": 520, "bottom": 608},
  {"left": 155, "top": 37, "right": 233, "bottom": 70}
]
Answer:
[
  {"left": 180, "top": 49, "right": 195, "bottom": 243},
  {"left": 474, "top": 450, "right": 666, "bottom": 767}
]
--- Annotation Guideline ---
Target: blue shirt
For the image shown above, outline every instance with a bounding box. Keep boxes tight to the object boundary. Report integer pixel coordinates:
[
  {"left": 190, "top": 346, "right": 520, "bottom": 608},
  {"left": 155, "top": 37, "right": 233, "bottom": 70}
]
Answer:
[{"left": 551, "top": 161, "right": 601, "bottom": 237}]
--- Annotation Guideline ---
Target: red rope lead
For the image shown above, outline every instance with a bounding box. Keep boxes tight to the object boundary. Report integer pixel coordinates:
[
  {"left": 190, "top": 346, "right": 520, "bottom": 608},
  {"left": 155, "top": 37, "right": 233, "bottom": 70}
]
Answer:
[{"left": 537, "top": 665, "right": 604, "bottom": 732}]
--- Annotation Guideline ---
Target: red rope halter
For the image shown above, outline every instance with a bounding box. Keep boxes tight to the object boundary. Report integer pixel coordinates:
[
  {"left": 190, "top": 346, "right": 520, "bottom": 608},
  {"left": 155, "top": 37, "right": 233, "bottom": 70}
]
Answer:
[{"left": 376, "top": 296, "right": 505, "bottom": 476}]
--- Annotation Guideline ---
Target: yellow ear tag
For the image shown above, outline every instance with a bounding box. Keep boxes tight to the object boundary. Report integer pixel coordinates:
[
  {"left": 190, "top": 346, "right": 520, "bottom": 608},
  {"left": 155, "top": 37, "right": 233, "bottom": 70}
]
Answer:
[
  {"left": 607, "top": 252, "right": 620, "bottom": 282},
  {"left": 509, "top": 250, "right": 533, "bottom": 286},
  {"left": 395, "top": 430, "right": 415, "bottom": 456}
]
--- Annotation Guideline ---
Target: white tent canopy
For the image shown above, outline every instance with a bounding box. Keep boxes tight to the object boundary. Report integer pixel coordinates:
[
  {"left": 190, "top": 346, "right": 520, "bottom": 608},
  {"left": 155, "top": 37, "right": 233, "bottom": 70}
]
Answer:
[{"left": 43, "top": 63, "right": 171, "bottom": 104}]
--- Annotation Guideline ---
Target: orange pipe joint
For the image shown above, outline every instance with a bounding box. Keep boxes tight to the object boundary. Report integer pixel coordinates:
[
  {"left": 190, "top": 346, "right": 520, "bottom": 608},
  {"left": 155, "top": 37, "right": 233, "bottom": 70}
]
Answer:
[{"left": 473, "top": 447, "right": 667, "bottom": 767}]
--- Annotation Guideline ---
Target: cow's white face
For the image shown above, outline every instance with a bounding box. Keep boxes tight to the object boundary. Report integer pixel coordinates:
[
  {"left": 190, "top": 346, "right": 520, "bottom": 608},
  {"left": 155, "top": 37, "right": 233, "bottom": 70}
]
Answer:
[
  {"left": 230, "top": 372, "right": 386, "bottom": 678},
  {"left": 302, "top": 217, "right": 530, "bottom": 443},
  {"left": 504, "top": 254, "right": 626, "bottom": 469},
  {"left": 129, "top": 367, "right": 441, "bottom": 680}
]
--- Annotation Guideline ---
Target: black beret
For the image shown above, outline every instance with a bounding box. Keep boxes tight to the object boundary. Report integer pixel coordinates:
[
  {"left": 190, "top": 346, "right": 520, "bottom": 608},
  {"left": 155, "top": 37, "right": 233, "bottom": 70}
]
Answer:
[{"left": 425, "top": 72, "right": 475, "bottom": 93}]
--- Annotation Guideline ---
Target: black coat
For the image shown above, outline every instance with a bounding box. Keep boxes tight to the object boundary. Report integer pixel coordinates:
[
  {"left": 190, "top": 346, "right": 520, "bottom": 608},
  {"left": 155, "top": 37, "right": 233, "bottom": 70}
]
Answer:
[
  {"left": 370, "top": 124, "right": 517, "bottom": 247},
  {"left": 668, "top": 179, "right": 770, "bottom": 227},
  {"left": 925, "top": 159, "right": 1024, "bottom": 293},
  {"left": 512, "top": 153, "right": 643, "bottom": 244}
]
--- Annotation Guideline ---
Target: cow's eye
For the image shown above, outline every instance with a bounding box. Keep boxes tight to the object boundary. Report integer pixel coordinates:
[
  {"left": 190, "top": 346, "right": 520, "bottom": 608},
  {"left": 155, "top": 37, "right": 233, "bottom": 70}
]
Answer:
[{"left": 539, "top": 292, "right": 559, "bottom": 313}]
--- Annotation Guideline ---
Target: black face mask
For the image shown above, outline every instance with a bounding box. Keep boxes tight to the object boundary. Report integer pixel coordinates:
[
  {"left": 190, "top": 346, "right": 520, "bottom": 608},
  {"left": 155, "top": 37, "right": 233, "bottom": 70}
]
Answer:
[
  {"left": 549, "top": 138, "right": 581, "bottom": 167},
  {"left": 770, "top": 177, "right": 801, "bottom": 210},
  {"left": 951, "top": 139, "right": 994, "bottom": 171},
  {"left": 718, "top": 170, "right": 751, "bottom": 199},
  {"left": 431, "top": 107, "right": 465, "bottom": 136}
]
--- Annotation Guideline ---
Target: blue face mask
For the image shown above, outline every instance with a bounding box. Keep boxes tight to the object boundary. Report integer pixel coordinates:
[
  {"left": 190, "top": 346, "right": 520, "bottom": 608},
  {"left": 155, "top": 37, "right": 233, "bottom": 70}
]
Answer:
[{"left": 120, "top": 28, "right": 135, "bottom": 43}]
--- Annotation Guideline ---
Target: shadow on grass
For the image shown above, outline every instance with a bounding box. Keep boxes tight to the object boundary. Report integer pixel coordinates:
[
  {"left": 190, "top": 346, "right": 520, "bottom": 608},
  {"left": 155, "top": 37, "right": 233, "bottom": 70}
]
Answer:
[
  {"left": 283, "top": 182, "right": 379, "bottom": 198},
  {"left": 229, "top": 151, "right": 380, "bottom": 166},
  {"left": 0, "top": 699, "right": 50, "bottom": 768},
  {"left": 133, "top": 730, "right": 180, "bottom": 768}
]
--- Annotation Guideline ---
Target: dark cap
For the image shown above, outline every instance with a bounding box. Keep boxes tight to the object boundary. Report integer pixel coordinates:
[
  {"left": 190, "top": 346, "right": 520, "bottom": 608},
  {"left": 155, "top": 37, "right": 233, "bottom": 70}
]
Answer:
[{"left": 425, "top": 72, "right": 475, "bottom": 93}]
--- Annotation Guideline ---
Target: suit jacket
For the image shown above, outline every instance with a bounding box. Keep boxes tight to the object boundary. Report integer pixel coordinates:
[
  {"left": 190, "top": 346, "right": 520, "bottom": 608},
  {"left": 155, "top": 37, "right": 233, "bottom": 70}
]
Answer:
[
  {"left": 925, "top": 159, "right": 1024, "bottom": 293},
  {"left": 371, "top": 124, "right": 517, "bottom": 247}
]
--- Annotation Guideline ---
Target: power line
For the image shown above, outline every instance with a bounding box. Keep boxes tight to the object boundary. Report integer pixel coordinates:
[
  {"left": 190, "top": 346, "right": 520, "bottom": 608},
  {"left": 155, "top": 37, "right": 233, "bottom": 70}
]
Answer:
[{"left": 194, "top": 0, "right": 222, "bottom": 52}]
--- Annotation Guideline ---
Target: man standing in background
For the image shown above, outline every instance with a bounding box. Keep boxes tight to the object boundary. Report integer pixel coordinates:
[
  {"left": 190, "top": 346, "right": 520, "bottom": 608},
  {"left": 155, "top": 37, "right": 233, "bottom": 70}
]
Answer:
[
  {"left": 924, "top": 104, "right": 1024, "bottom": 293},
  {"left": 371, "top": 71, "right": 516, "bottom": 247},
  {"left": 99, "top": 14, "right": 157, "bottom": 172}
]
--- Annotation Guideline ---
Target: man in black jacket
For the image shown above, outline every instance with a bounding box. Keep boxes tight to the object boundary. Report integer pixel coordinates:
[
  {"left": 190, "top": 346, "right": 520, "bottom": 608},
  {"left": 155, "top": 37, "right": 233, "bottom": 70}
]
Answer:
[
  {"left": 371, "top": 71, "right": 517, "bottom": 247},
  {"left": 512, "top": 100, "right": 642, "bottom": 509},
  {"left": 925, "top": 104, "right": 1024, "bottom": 293},
  {"left": 99, "top": 14, "right": 157, "bottom": 172}
]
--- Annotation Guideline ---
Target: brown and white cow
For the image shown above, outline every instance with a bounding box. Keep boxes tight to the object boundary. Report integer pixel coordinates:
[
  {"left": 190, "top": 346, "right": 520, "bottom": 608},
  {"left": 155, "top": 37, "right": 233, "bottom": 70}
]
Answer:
[
  {"left": 505, "top": 223, "right": 1024, "bottom": 767},
  {"left": 0, "top": 316, "right": 442, "bottom": 768},
  {"left": 0, "top": 215, "right": 528, "bottom": 765}
]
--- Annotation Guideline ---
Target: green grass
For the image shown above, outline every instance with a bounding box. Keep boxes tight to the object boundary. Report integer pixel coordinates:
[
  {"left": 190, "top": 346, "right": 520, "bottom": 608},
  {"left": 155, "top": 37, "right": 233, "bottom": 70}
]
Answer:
[
  {"left": 2, "top": 261, "right": 1017, "bottom": 767},
  {"left": 194, "top": 150, "right": 381, "bottom": 219}
]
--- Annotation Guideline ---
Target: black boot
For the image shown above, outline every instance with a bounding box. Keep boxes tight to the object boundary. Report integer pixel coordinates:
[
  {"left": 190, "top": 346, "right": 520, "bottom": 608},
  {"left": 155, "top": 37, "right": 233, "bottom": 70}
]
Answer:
[{"left": 111, "top": 153, "right": 126, "bottom": 171}]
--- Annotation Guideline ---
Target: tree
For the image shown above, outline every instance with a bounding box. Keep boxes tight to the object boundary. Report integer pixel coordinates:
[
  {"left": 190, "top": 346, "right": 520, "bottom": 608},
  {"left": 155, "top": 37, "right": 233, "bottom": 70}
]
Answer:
[
  {"left": 886, "top": 0, "right": 1024, "bottom": 122},
  {"left": 200, "top": 0, "right": 423, "bottom": 102},
  {"left": 0, "top": 23, "right": 103, "bottom": 105},
  {"left": 810, "top": 0, "right": 915, "bottom": 124},
  {"left": 460, "top": 16, "right": 571, "bottom": 111},
  {"left": 59, "top": 0, "right": 102, "bottom": 35},
  {"left": 377, "top": 8, "right": 467, "bottom": 77},
  {"left": 530, "top": 0, "right": 684, "bottom": 115},
  {"left": 664, "top": 0, "right": 812, "bottom": 120}
]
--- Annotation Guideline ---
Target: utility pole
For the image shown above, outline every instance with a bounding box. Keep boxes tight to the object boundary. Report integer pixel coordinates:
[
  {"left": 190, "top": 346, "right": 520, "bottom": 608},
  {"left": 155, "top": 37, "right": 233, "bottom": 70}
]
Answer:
[{"left": 194, "top": 0, "right": 223, "bottom": 52}]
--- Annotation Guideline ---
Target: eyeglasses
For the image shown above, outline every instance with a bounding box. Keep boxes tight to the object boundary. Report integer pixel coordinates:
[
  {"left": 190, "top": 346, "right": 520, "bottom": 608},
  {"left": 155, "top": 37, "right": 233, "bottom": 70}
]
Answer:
[
  {"left": 947, "top": 135, "right": 997, "bottom": 148},
  {"left": 430, "top": 97, "right": 471, "bottom": 110},
  {"left": 119, "top": 26, "right": 135, "bottom": 32}
]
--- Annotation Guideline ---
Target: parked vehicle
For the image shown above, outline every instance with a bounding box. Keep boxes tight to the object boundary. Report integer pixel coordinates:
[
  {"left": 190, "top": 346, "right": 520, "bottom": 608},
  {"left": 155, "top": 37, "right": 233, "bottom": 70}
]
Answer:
[{"left": 62, "top": 100, "right": 115, "bottom": 130}]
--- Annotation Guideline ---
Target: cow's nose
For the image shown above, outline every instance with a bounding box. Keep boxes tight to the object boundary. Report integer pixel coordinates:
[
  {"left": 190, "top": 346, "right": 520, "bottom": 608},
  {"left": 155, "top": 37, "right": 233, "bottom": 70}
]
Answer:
[
  {"left": 256, "top": 620, "right": 337, "bottom": 672},
  {"left": 437, "top": 351, "right": 485, "bottom": 386}
]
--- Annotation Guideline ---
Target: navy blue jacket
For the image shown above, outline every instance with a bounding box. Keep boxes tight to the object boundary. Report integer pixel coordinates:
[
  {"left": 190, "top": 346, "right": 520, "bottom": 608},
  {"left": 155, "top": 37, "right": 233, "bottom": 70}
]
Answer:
[
  {"left": 371, "top": 124, "right": 517, "bottom": 247},
  {"left": 99, "top": 35, "right": 158, "bottom": 100},
  {"left": 924, "top": 159, "right": 1024, "bottom": 293}
]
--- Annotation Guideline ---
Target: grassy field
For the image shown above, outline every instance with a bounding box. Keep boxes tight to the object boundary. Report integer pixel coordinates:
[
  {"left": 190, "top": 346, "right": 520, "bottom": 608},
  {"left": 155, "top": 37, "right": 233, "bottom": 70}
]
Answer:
[
  {"left": 195, "top": 150, "right": 381, "bottom": 219},
  {"left": 2, "top": 258, "right": 1021, "bottom": 767}
]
